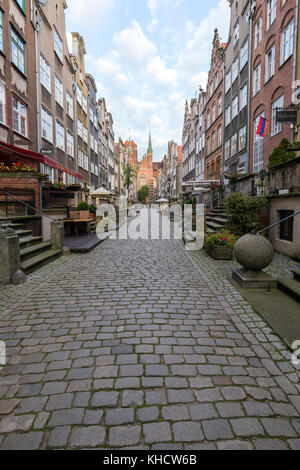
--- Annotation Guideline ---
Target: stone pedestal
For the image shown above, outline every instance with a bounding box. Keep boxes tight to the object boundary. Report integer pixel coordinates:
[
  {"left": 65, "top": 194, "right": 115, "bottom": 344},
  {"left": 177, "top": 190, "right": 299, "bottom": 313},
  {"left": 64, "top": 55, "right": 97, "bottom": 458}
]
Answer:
[
  {"left": 51, "top": 222, "right": 64, "bottom": 251},
  {"left": 233, "top": 268, "right": 277, "bottom": 289},
  {"left": 0, "top": 227, "right": 26, "bottom": 285}
]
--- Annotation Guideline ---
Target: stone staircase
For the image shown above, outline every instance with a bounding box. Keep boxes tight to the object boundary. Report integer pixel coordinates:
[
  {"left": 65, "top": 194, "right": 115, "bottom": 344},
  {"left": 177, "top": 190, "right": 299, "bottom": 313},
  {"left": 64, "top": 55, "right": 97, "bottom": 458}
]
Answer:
[
  {"left": 205, "top": 204, "right": 230, "bottom": 234},
  {"left": 277, "top": 269, "right": 300, "bottom": 304},
  {"left": 0, "top": 219, "right": 61, "bottom": 274}
]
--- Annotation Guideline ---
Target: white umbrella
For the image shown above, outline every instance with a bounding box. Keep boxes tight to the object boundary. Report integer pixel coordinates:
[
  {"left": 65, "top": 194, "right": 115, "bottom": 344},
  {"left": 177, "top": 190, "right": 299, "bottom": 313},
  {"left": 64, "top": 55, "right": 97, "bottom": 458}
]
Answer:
[
  {"left": 156, "top": 198, "right": 169, "bottom": 203},
  {"left": 91, "top": 186, "right": 112, "bottom": 197}
]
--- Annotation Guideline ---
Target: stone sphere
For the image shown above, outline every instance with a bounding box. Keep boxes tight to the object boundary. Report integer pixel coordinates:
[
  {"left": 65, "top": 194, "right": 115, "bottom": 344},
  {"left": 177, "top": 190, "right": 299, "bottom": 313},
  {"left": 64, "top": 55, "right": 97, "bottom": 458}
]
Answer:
[{"left": 234, "top": 234, "right": 274, "bottom": 271}]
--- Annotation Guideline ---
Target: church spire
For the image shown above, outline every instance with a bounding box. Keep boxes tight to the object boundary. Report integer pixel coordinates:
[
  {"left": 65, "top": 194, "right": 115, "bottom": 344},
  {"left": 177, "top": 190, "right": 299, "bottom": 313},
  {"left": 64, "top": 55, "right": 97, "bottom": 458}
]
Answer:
[
  {"left": 128, "top": 129, "right": 132, "bottom": 152},
  {"left": 147, "top": 131, "right": 153, "bottom": 154}
]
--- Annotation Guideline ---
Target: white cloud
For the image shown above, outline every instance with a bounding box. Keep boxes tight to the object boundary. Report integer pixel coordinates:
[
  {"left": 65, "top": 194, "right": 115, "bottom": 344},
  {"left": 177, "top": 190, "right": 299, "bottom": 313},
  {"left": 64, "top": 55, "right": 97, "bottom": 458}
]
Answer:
[
  {"left": 113, "top": 22, "right": 157, "bottom": 68},
  {"left": 146, "top": 56, "right": 177, "bottom": 86},
  {"left": 66, "top": 0, "right": 116, "bottom": 26}
]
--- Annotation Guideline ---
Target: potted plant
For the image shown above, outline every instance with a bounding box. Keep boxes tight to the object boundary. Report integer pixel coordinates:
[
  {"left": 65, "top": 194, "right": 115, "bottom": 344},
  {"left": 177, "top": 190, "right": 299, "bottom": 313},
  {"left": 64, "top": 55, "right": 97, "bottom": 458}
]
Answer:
[
  {"left": 205, "top": 231, "right": 237, "bottom": 260},
  {"left": 89, "top": 204, "right": 97, "bottom": 219},
  {"left": 77, "top": 201, "right": 90, "bottom": 219}
]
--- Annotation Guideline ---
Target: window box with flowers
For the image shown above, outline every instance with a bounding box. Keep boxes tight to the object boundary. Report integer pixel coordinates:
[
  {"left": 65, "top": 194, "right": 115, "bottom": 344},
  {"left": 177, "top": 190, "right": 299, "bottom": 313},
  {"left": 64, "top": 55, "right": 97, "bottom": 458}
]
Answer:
[
  {"left": 205, "top": 231, "right": 237, "bottom": 260},
  {"left": 0, "top": 162, "right": 49, "bottom": 181}
]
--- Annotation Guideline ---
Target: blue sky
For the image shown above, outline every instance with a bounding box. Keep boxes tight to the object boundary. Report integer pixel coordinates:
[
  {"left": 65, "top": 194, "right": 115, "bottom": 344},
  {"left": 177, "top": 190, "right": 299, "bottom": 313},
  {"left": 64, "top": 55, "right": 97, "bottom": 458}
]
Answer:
[{"left": 66, "top": 0, "right": 230, "bottom": 161}]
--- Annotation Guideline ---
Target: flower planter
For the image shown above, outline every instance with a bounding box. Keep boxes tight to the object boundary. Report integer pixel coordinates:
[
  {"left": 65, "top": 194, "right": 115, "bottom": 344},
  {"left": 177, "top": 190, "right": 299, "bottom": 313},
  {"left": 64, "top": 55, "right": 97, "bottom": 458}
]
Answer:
[
  {"left": 79, "top": 210, "right": 90, "bottom": 219},
  {"left": 206, "top": 245, "right": 233, "bottom": 260}
]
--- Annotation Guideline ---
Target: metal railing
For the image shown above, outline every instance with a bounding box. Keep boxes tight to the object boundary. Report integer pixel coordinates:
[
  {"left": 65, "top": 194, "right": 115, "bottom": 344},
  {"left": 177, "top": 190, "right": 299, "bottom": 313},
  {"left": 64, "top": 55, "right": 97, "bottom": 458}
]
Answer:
[
  {"left": 257, "top": 210, "right": 300, "bottom": 235},
  {"left": 1, "top": 190, "right": 60, "bottom": 224},
  {"left": 0, "top": 188, "right": 35, "bottom": 217}
]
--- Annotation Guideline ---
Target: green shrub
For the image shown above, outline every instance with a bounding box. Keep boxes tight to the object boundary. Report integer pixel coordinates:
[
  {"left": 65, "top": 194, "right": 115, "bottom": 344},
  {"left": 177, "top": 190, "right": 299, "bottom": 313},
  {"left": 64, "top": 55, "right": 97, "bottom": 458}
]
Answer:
[
  {"left": 77, "top": 201, "right": 89, "bottom": 211},
  {"left": 89, "top": 204, "right": 97, "bottom": 214},
  {"left": 225, "top": 193, "right": 267, "bottom": 236},
  {"left": 205, "top": 231, "right": 237, "bottom": 249},
  {"left": 268, "top": 138, "right": 296, "bottom": 169}
]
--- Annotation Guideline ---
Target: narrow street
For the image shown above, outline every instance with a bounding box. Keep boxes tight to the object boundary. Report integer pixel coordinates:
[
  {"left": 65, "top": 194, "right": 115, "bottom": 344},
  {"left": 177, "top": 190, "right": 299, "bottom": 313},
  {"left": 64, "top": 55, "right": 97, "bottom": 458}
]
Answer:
[{"left": 0, "top": 213, "right": 299, "bottom": 450}]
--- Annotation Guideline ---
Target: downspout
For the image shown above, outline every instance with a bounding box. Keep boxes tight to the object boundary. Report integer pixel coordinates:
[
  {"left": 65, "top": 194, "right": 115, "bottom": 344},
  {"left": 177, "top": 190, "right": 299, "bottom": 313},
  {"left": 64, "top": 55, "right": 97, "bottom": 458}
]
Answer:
[
  {"left": 34, "top": 11, "right": 41, "bottom": 154},
  {"left": 73, "top": 63, "right": 78, "bottom": 181},
  {"left": 221, "top": 61, "right": 226, "bottom": 186},
  {"left": 292, "top": 0, "right": 299, "bottom": 142}
]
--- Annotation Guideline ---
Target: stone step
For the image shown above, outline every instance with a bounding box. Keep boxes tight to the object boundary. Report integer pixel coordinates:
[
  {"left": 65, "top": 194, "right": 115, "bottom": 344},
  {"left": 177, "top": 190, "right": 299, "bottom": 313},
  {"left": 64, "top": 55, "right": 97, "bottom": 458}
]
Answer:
[
  {"left": 206, "top": 220, "right": 225, "bottom": 231},
  {"left": 15, "top": 229, "right": 33, "bottom": 238},
  {"left": 20, "top": 242, "right": 53, "bottom": 261},
  {"left": 20, "top": 249, "right": 61, "bottom": 274},
  {"left": 0, "top": 222, "right": 23, "bottom": 230},
  {"left": 277, "top": 278, "right": 300, "bottom": 304},
  {"left": 292, "top": 269, "right": 300, "bottom": 282},
  {"left": 19, "top": 236, "right": 43, "bottom": 249},
  {"left": 206, "top": 215, "right": 229, "bottom": 224}
]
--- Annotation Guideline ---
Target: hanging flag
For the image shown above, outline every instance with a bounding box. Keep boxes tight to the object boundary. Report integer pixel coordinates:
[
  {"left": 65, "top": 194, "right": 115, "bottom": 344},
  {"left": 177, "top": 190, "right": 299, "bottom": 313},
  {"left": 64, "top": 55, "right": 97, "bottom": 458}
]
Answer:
[{"left": 256, "top": 117, "right": 269, "bottom": 137}]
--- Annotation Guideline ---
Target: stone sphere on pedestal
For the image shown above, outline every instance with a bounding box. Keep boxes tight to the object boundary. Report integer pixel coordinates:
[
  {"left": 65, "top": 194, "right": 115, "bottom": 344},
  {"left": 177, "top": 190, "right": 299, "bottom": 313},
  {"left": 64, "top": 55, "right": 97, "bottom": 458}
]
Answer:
[{"left": 234, "top": 234, "right": 274, "bottom": 271}]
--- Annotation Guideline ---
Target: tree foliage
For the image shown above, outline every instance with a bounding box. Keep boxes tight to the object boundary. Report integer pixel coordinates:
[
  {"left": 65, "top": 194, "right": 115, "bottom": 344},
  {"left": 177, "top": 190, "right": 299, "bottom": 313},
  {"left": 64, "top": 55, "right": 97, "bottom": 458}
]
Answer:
[
  {"left": 224, "top": 193, "right": 267, "bottom": 236},
  {"left": 122, "top": 163, "right": 138, "bottom": 192},
  {"left": 268, "top": 138, "right": 296, "bottom": 170},
  {"left": 138, "top": 185, "right": 150, "bottom": 203}
]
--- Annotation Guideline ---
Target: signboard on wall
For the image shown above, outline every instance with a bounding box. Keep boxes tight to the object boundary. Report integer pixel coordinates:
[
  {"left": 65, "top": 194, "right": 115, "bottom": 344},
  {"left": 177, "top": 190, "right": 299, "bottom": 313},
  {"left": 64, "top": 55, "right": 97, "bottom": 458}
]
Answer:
[{"left": 276, "top": 109, "right": 297, "bottom": 123}]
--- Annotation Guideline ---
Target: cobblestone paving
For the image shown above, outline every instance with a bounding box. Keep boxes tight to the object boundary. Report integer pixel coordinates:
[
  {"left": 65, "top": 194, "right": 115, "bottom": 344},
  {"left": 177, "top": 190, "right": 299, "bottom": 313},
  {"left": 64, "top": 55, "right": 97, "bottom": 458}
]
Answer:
[{"left": 0, "top": 214, "right": 300, "bottom": 450}]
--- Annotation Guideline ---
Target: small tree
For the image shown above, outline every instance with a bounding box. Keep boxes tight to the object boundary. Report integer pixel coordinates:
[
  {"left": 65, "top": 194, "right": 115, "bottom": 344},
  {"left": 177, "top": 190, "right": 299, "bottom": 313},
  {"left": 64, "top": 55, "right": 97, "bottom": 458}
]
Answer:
[
  {"left": 268, "top": 138, "right": 296, "bottom": 169},
  {"left": 122, "top": 163, "right": 138, "bottom": 198},
  {"left": 138, "top": 185, "right": 150, "bottom": 204}
]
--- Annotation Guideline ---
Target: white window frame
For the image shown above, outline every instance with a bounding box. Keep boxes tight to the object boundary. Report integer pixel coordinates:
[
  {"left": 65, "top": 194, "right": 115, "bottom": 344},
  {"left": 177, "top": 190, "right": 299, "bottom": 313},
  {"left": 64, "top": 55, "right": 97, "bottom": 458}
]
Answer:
[
  {"left": 240, "top": 83, "right": 248, "bottom": 111},
  {"left": 233, "top": 19, "right": 240, "bottom": 45},
  {"left": 253, "top": 114, "right": 264, "bottom": 172},
  {"left": 253, "top": 64, "right": 261, "bottom": 96},
  {"left": 11, "top": 28, "right": 26, "bottom": 74},
  {"left": 40, "top": 54, "right": 51, "bottom": 94},
  {"left": 41, "top": 107, "right": 53, "bottom": 143},
  {"left": 267, "top": 0, "right": 277, "bottom": 30},
  {"left": 231, "top": 133, "right": 238, "bottom": 156},
  {"left": 281, "top": 20, "right": 294, "bottom": 65},
  {"left": 225, "top": 70, "right": 231, "bottom": 93},
  {"left": 240, "top": 40, "right": 248, "bottom": 71},
  {"left": 54, "top": 75, "right": 63, "bottom": 108},
  {"left": 239, "top": 126, "right": 246, "bottom": 151},
  {"left": 56, "top": 121, "right": 65, "bottom": 151},
  {"left": 265, "top": 44, "right": 275, "bottom": 82},
  {"left": 232, "top": 57, "right": 239, "bottom": 83},
  {"left": 12, "top": 95, "right": 27, "bottom": 137},
  {"left": 225, "top": 105, "right": 231, "bottom": 126},
  {"left": 271, "top": 95, "right": 284, "bottom": 136},
  {"left": 232, "top": 95, "right": 238, "bottom": 119},
  {"left": 0, "top": 81, "right": 6, "bottom": 125},
  {"left": 0, "top": 10, "right": 4, "bottom": 53},
  {"left": 54, "top": 28, "right": 63, "bottom": 62},
  {"left": 67, "top": 131, "right": 74, "bottom": 158},
  {"left": 255, "top": 16, "right": 263, "bottom": 49},
  {"left": 66, "top": 91, "right": 73, "bottom": 119}
]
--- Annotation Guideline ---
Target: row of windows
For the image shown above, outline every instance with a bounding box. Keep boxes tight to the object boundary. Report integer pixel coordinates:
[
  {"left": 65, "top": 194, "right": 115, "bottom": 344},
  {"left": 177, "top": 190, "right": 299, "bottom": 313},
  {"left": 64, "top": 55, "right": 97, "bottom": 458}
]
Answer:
[
  {"left": 225, "top": 40, "right": 249, "bottom": 94},
  {"left": 224, "top": 126, "right": 247, "bottom": 160},
  {"left": 225, "top": 82, "right": 248, "bottom": 126},
  {"left": 0, "top": 81, "right": 28, "bottom": 137},
  {"left": 207, "top": 127, "right": 222, "bottom": 155},
  {"left": 253, "top": 20, "right": 294, "bottom": 97},
  {"left": 255, "top": 0, "right": 288, "bottom": 49},
  {"left": 41, "top": 107, "right": 74, "bottom": 158}
]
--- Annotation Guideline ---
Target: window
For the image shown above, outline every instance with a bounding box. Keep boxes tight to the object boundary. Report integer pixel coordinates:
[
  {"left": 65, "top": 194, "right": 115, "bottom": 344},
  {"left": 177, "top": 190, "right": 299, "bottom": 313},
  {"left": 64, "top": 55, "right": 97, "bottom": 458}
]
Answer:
[
  {"left": 207, "top": 137, "right": 210, "bottom": 154},
  {"left": 54, "top": 28, "right": 63, "bottom": 62},
  {"left": 11, "top": 28, "right": 26, "bottom": 74},
  {"left": 225, "top": 70, "right": 231, "bottom": 93},
  {"left": 82, "top": 95, "right": 87, "bottom": 114},
  {"left": 255, "top": 16, "right": 263, "bottom": 48},
  {"left": 225, "top": 105, "right": 231, "bottom": 126},
  {"left": 207, "top": 112, "right": 210, "bottom": 129},
  {"left": 78, "top": 150, "right": 84, "bottom": 168},
  {"left": 253, "top": 64, "right": 261, "bottom": 96},
  {"left": 265, "top": 44, "right": 275, "bottom": 82},
  {"left": 232, "top": 57, "right": 239, "bottom": 83},
  {"left": 267, "top": 0, "right": 276, "bottom": 30},
  {"left": 271, "top": 95, "right": 284, "bottom": 136},
  {"left": 40, "top": 54, "right": 51, "bottom": 93},
  {"left": 41, "top": 107, "right": 53, "bottom": 142},
  {"left": 76, "top": 84, "right": 82, "bottom": 105},
  {"left": 232, "top": 95, "right": 238, "bottom": 119},
  {"left": 56, "top": 121, "right": 65, "bottom": 151},
  {"left": 16, "top": 0, "right": 25, "bottom": 12},
  {"left": 12, "top": 96, "right": 27, "bottom": 136},
  {"left": 212, "top": 103, "right": 216, "bottom": 122},
  {"left": 240, "top": 83, "right": 248, "bottom": 111},
  {"left": 225, "top": 139, "right": 231, "bottom": 159},
  {"left": 281, "top": 20, "right": 294, "bottom": 65},
  {"left": 55, "top": 75, "right": 63, "bottom": 108},
  {"left": 67, "top": 131, "right": 74, "bottom": 157},
  {"left": 215, "top": 72, "right": 219, "bottom": 89},
  {"left": 231, "top": 133, "right": 238, "bottom": 156},
  {"left": 218, "top": 95, "right": 222, "bottom": 115},
  {"left": 77, "top": 118, "right": 82, "bottom": 139},
  {"left": 42, "top": 164, "right": 55, "bottom": 184},
  {"left": 66, "top": 91, "right": 73, "bottom": 119},
  {"left": 0, "top": 10, "right": 4, "bottom": 52},
  {"left": 253, "top": 114, "right": 264, "bottom": 172},
  {"left": 83, "top": 125, "right": 88, "bottom": 144},
  {"left": 279, "top": 210, "right": 294, "bottom": 242},
  {"left": 233, "top": 19, "right": 240, "bottom": 45},
  {"left": 218, "top": 127, "right": 222, "bottom": 147},
  {"left": 239, "top": 126, "right": 246, "bottom": 150},
  {"left": 240, "top": 40, "right": 248, "bottom": 70},
  {"left": 83, "top": 154, "right": 89, "bottom": 171},
  {"left": 0, "top": 81, "right": 6, "bottom": 124},
  {"left": 212, "top": 132, "right": 216, "bottom": 151}
]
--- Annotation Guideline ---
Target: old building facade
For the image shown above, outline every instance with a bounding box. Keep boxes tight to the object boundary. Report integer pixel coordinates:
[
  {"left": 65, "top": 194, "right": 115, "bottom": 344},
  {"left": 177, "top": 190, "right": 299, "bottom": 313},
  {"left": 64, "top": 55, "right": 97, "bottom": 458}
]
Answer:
[
  {"left": 0, "top": 0, "right": 37, "bottom": 164},
  {"left": 205, "top": 28, "right": 226, "bottom": 182},
  {"left": 70, "top": 33, "right": 89, "bottom": 184},
  {"left": 250, "top": 0, "right": 296, "bottom": 173},
  {"left": 86, "top": 73, "right": 99, "bottom": 190},
  {"left": 195, "top": 87, "right": 207, "bottom": 182},
  {"left": 224, "top": 0, "right": 251, "bottom": 176},
  {"left": 36, "top": 0, "right": 79, "bottom": 185}
]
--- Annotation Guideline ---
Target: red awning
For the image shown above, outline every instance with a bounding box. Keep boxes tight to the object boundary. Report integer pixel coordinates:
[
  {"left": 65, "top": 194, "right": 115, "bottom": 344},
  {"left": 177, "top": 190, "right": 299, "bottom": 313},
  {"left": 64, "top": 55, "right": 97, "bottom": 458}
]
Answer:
[{"left": 0, "top": 140, "right": 83, "bottom": 180}]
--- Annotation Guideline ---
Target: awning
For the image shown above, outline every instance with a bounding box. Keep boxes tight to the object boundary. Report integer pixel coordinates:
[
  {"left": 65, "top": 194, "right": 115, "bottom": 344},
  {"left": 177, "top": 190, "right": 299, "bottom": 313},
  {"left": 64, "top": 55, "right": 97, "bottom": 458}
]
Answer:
[{"left": 0, "top": 140, "right": 83, "bottom": 180}]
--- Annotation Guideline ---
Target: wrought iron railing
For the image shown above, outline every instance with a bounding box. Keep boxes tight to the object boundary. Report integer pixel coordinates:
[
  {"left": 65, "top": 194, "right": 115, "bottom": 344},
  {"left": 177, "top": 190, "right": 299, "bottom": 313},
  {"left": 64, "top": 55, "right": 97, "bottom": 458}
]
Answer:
[
  {"left": 257, "top": 210, "right": 300, "bottom": 235},
  {"left": 1, "top": 190, "right": 60, "bottom": 224},
  {"left": 0, "top": 188, "right": 36, "bottom": 217}
]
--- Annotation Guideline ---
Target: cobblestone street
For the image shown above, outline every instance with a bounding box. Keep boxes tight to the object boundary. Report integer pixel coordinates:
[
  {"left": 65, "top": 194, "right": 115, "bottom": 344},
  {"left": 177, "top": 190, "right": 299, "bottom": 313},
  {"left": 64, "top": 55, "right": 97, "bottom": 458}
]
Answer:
[{"left": 0, "top": 214, "right": 300, "bottom": 450}]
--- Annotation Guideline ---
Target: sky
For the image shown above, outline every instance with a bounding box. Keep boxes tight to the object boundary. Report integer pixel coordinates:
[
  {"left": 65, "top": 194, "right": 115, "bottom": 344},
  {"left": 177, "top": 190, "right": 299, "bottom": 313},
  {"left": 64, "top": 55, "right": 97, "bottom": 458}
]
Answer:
[{"left": 65, "top": 0, "right": 231, "bottom": 162}]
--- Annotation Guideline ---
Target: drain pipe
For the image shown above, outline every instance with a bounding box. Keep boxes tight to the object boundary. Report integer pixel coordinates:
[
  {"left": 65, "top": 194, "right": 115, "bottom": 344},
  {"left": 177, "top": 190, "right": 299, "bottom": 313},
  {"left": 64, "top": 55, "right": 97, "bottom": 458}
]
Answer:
[
  {"left": 247, "top": 1, "right": 255, "bottom": 173},
  {"left": 292, "top": 0, "right": 299, "bottom": 142}
]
